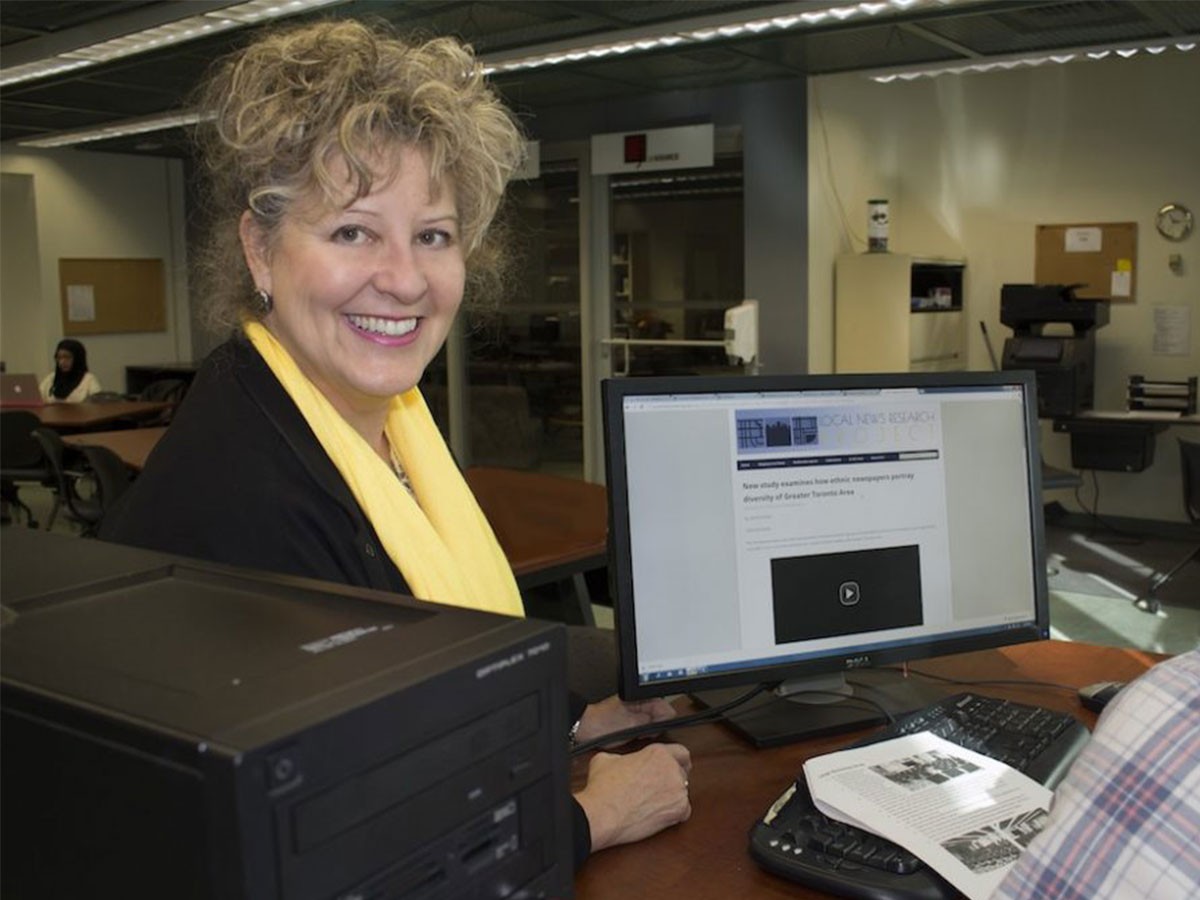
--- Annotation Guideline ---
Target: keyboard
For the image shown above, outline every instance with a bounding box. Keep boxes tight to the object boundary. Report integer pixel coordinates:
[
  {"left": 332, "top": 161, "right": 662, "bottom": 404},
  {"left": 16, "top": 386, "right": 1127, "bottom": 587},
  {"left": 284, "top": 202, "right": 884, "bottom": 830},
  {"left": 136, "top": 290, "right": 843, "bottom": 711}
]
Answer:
[{"left": 748, "top": 692, "right": 1091, "bottom": 900}]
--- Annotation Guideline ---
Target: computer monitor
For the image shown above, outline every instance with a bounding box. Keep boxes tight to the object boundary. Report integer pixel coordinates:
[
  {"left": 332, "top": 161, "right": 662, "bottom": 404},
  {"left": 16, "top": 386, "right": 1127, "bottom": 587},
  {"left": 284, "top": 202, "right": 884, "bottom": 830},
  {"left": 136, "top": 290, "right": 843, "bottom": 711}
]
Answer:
[{"left": 602, "top": 369, "right": 1049, "bottom": 746}]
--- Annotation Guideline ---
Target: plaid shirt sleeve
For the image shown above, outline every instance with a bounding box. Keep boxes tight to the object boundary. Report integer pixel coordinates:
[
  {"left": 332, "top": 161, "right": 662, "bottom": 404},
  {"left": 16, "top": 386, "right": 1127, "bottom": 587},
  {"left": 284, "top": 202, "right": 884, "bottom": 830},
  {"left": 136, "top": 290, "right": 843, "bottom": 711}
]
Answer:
[{"left": 992, "top": 648, "right": 1200, "bottom": 900}]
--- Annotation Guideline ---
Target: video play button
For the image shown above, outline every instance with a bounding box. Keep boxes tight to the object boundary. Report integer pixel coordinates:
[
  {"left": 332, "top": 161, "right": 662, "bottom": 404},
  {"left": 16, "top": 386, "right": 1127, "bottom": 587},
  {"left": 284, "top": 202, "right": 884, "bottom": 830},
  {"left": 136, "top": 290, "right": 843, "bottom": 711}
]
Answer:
[{"left": 838, "top": 581, "right": 861, "bottom": 606}]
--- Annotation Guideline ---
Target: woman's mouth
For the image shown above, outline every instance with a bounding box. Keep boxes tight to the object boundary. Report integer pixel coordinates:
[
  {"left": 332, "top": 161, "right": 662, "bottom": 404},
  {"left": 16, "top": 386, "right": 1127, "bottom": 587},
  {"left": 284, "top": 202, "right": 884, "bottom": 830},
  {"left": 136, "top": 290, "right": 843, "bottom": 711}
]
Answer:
[{"left": 346, "top": 314, "right": 418, "bottom": 339}]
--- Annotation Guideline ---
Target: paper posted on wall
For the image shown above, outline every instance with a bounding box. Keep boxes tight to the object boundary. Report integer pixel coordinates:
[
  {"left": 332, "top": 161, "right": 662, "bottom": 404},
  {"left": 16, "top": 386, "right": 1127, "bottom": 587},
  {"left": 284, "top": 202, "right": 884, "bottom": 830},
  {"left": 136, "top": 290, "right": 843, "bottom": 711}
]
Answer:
[{"left": 804, "top": 732, "right": 1053, "bottom": 900}]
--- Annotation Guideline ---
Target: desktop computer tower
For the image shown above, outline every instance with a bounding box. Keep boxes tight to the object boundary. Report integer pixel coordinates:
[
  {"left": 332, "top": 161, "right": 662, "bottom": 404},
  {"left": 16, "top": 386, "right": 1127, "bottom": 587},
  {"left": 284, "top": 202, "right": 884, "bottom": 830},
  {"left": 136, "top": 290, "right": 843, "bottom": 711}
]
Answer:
[{"left": 1, "top": 530, "right": 573, "bottom": 900}]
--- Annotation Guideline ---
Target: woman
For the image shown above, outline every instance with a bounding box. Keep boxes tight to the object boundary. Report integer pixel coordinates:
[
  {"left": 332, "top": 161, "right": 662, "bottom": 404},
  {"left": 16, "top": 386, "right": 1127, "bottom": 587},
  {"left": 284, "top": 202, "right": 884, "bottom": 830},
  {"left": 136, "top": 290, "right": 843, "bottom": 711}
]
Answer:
[
  {"left": 100, "top": 19, "right": 690, "bottom": 867},
  {"left": 40, "top": 338, "right": 102, "bottom": 402}
]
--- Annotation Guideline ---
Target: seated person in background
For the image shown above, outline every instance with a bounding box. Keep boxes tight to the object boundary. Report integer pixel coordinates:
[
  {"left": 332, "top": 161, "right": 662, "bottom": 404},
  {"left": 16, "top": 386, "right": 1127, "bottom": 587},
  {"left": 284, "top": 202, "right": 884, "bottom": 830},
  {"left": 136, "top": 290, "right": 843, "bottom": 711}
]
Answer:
[
  {"left": 39, "top": 338, "right": 101, "bottom": 402},
  {"left": 992, "top": 647, "right": 1200, "bottom": 900},
  {"left": 99, "top": 19, "right": 690, "bottom": 868}
]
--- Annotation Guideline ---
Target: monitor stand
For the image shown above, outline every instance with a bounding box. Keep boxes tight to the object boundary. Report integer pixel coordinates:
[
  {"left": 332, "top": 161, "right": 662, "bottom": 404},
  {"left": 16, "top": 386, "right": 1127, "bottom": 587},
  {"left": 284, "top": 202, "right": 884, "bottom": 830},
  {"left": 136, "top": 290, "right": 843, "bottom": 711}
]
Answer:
[{"left": 691, "top": 669, "right": 950, "bottom": 748}]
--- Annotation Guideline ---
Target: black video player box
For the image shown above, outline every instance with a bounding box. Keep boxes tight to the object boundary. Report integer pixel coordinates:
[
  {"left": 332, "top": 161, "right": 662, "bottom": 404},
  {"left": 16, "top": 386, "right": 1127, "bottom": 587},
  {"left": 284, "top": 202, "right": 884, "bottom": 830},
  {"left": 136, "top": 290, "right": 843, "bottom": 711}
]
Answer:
[{"left": 1, "top": 530, "right": 573, "bottom": 900}]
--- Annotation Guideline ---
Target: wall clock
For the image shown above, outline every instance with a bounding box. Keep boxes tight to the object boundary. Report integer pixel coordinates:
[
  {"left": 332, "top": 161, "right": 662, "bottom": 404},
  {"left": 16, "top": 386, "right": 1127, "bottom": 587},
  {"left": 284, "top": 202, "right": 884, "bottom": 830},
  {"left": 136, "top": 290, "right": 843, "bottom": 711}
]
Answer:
[{"left": 1155, "top": 203, "right": 1194, "bottom": 242}]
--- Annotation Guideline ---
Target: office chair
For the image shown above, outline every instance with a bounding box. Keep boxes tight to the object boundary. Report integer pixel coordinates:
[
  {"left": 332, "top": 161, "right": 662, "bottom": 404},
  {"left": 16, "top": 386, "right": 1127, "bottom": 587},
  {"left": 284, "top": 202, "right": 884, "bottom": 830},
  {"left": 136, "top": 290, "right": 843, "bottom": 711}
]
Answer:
[
  {"left": 73, "top": 444, "right": 133, "bottom": 535},
  {"left": 139, "top": 377, "right": 187, "bottom": 404},
  {"left": 1136, "top": 438, "right": 1200, "bottom": 613},
  {"left": 30, "top": 426, "right": 84, "bottom": 532},
  {"left": 88, "top": 390, "right": 129, "bottom": 402},
  {"left": 2, "top": 410, "right": 57, "bottom": 528},
  {"left": 136, "top": 377, "right": 187, "bottom": 426},
  {"left": 30, "top": 426, "right": 131, "bottom": 536}
]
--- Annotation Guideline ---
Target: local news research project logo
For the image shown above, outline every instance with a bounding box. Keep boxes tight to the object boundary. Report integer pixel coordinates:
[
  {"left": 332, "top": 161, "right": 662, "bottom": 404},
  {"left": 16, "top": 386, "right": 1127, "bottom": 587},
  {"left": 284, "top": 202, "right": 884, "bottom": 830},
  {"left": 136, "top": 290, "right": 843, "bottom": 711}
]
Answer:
[
  {"left": 737, "top": 405, "right": 939, "bottom": 456},
  {"left": 736, "top": 412, "right": 818, "bottom": 452}
]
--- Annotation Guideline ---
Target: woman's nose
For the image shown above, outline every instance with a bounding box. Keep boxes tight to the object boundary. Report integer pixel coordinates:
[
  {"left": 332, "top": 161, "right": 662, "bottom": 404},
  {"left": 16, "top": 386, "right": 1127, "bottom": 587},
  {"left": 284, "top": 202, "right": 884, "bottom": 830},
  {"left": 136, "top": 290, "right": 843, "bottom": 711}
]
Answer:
[{"left": 372, "top": 244, "right": 428, "bottom": 303}]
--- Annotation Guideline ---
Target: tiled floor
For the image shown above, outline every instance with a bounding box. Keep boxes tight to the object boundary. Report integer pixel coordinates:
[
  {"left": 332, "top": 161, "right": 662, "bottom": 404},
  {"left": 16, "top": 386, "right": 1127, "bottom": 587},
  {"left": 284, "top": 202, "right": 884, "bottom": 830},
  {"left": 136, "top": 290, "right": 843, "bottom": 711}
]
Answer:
[
  {"left": 1045, "top": 522, "right": 1199, "bottom": 655},
  {"left": 4, "top": 483, "right": 88, "bottom": 537}
]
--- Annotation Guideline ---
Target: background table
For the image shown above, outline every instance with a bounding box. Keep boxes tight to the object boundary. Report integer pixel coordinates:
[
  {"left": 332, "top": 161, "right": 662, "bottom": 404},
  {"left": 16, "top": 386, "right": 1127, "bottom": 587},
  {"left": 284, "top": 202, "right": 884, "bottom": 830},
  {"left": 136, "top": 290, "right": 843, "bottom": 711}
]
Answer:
[
  {"left": 33, "top": 400, "right": 172, "bottom": 432},
  {"left": 62, "top": 426, "right": 167, "bottom": 469},
  {"left": 572, "top": 640, "right": 1164, "bottom": 900}
]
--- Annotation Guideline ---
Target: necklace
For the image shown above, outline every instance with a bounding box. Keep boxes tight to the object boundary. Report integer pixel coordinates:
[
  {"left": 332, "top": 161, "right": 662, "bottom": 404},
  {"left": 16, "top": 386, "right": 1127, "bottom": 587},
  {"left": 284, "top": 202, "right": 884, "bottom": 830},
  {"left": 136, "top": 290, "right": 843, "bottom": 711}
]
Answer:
[{"left": 388, "top": 444, "right": 414, "bottom": 496}]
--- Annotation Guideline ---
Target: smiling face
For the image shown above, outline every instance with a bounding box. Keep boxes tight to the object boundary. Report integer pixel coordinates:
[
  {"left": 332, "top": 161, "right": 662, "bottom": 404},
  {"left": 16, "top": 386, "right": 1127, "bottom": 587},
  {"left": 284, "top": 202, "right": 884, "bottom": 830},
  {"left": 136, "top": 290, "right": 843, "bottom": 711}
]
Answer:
[{"left": 240, "top": 144, "right": 465, "bottom": 440}]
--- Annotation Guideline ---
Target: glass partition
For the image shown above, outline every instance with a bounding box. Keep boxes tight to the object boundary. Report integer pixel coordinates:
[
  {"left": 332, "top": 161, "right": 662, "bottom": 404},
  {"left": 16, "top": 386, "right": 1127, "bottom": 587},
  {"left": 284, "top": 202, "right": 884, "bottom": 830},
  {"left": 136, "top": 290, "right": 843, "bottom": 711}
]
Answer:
[
  {"left": 610, "top": 155, "right": 745, "bottom": 377},
  {"left": 425, "top": 160, "right": 584, "bottom": 477}
]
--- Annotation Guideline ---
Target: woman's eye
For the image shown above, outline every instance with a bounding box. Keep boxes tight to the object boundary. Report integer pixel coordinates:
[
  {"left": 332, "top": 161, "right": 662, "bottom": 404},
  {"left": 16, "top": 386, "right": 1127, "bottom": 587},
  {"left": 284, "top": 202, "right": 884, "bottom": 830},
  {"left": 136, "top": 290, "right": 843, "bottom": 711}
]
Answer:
[
  {"left": 333, "top": 225, "right": 368, "bottom": 243},
  {"left": 418, "top": 229, "right": 453, "bottom": 248}
]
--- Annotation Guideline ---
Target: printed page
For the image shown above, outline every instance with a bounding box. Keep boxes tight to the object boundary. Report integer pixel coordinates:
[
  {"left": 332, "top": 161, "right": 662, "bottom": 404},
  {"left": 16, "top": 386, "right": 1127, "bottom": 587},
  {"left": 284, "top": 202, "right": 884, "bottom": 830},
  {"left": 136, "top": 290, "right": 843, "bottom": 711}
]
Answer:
[{"left": 804, "top": 732, "right": 1053, "bottom": 900}]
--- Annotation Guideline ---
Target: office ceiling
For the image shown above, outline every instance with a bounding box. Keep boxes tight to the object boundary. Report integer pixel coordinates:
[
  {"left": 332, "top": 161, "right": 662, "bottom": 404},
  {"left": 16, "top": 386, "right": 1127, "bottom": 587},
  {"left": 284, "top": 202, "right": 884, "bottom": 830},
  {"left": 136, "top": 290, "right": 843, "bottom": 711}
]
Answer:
[{"left": 2, "top": 0, "right": 1198, "bottom": 158}]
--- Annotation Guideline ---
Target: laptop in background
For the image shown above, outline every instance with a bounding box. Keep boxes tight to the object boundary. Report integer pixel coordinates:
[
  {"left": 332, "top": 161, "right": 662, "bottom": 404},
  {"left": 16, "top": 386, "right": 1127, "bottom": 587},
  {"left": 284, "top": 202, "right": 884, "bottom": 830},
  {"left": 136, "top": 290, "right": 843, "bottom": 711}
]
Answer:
[{"left": 0, "top": 374, "right": 45, "bottom": 408}]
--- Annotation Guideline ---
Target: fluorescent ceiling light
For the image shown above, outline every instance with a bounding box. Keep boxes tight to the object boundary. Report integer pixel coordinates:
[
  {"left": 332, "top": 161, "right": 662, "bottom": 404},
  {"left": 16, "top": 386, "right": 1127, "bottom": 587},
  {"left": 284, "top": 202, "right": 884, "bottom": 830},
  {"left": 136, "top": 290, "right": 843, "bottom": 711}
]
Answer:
[
  {"left": 482, "top": 0, "right": 959, "bottom": 74},
  {"left": 15, "top": 0, "right": 966, "bottom": 148},
  {"left": 865, "top": 36, "right": 1198, "bottom": 82},
  {"left": 0, "top": 0, "right": 344, "bottom": 88},
  {"left": 21, "top": 112, "right": 210, "bottom": 149},
  {"left": 12, "top": 0, "right": 1191, "bottom": 149}
]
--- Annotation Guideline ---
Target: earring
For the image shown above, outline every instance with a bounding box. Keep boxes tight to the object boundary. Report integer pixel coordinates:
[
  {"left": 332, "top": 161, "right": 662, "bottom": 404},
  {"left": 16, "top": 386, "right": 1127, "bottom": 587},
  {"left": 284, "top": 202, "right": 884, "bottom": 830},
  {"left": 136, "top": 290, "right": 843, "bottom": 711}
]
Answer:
[{"left": 254, "top": 288, "right": 273, "bottom": 315}]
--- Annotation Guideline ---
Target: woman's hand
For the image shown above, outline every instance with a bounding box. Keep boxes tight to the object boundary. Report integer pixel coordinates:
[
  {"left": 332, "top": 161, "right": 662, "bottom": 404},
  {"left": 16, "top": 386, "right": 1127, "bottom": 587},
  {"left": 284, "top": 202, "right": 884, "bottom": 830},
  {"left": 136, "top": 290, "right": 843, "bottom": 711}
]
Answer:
[
  {"left": 575, "top": 694, "right": 677, "bottom": 745},
  {"left": 575, "top": 742, "right": 692, "bottom": 851}
]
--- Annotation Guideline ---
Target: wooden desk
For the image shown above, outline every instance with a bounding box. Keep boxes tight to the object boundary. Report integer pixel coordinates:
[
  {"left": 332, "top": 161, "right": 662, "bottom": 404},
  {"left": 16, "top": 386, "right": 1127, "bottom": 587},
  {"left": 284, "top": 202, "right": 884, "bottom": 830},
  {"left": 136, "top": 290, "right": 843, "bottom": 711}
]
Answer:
[
  {"left": 33, "top": 401, "right": 172, "bottom": 432},
  {"left": 62, "top": 426, "right": 167, "bottom": 470},
  {"left": 49, "top": 435, "right": 606, "bottom": 621},
  {"left": 573, "top": 641, "right": 1164, "bottom": 900},
  {"left": 464, "top": 466, "right": 606, "bottom": 580},
  {"left": 464, "top": 466, "right": 607, "bottom": 625}
]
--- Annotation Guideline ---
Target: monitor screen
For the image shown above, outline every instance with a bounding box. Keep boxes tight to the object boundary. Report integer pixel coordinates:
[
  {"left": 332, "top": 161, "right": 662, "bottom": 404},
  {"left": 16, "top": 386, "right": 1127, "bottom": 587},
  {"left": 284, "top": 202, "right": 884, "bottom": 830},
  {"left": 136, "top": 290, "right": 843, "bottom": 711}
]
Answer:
[{"left": 602, "top": 369, "right": 1049, "bottom": 746}]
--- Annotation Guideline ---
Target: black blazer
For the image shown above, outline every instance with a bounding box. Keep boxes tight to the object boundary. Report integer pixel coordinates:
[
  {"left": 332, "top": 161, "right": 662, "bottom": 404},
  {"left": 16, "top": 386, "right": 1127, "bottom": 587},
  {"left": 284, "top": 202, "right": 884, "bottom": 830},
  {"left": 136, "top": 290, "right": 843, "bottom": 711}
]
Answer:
[{"left": 101, "top": 336, "right": 409, "bottom": 592}]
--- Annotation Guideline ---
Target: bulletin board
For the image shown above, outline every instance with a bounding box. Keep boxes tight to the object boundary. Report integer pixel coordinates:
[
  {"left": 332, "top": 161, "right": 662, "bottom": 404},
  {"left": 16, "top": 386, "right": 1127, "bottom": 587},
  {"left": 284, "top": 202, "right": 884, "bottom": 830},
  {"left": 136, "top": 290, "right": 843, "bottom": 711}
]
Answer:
[
  {"left": 58, "top": 258, "right": 166, "bottom": 335},
  {"left": 1034, "top": 222, "right": 1137, "bottom": 302}
]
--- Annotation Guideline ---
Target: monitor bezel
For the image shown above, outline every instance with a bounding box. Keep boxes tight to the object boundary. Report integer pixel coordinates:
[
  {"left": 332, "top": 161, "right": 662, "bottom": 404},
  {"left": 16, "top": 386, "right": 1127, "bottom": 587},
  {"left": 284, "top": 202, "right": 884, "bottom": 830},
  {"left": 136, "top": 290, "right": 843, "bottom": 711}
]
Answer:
[{"left": 602, "top": 368, "right": 1050, "bottom": 702}]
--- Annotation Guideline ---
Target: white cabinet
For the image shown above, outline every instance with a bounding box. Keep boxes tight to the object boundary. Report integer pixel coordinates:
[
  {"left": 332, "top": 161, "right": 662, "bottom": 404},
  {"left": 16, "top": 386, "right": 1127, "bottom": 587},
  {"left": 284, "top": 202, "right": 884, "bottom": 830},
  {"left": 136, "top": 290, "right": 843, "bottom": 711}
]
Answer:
[{"left": 834, "top": 253, "right": 965, "bottom": 373}]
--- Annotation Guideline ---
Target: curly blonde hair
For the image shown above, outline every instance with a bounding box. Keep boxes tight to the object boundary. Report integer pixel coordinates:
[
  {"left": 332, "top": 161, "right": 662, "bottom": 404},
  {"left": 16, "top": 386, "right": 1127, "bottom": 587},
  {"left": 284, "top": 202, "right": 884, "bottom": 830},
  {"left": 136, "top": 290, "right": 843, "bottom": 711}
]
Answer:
[{"left": 190, "top": 18, "right": 526, "bottom": 334}]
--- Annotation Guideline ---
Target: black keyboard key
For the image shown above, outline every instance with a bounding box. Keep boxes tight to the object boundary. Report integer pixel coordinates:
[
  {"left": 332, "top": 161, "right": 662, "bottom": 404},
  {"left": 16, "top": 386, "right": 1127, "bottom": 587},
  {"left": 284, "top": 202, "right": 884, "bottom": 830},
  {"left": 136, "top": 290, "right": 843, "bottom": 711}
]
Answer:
[
  {"left": 846, "top": 841, "right": 878, "bottom": 865},
  {"left": 828, "top": 833, "right": 860, "bottom": 856},
  {"left": 804, "top": 832, "right": 833, "bottom": 853},
  {"left": 893, "top": 854, "right": 923, "bottom": 876}
]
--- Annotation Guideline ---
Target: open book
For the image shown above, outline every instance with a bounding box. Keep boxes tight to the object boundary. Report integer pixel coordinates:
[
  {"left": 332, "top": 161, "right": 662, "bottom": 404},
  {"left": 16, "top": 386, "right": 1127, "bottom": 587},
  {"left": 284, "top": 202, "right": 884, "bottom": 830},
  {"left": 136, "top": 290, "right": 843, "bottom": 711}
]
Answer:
[{"left": 804, "top": 732, "right": 1053, "bottom": 900}]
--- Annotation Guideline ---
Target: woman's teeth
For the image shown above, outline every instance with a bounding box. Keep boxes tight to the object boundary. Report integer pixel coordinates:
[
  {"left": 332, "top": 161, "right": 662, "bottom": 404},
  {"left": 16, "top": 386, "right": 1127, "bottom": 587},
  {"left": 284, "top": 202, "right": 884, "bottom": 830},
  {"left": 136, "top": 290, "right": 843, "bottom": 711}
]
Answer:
[{"left": 348, "top": 315, "right": 417, "bottom": 337}]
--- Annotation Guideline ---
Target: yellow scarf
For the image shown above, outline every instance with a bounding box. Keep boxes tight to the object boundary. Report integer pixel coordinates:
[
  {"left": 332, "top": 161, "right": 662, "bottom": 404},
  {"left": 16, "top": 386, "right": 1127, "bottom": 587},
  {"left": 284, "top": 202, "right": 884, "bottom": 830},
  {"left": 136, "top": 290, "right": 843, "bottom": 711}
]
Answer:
[{"left": 245, "top": 321, "right": 524, "bottom": 618}]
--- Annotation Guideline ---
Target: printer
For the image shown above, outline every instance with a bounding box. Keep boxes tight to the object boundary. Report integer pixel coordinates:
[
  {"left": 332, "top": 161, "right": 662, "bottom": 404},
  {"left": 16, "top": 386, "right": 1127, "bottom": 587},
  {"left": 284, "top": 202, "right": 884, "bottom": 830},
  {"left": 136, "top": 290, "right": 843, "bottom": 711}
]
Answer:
[{"left": 1000, "top": 283, "right": 1110, "bottom": 418}]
